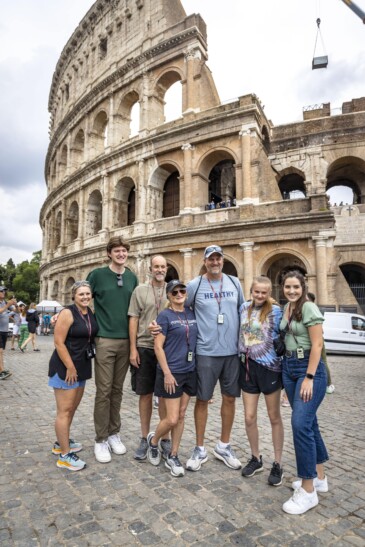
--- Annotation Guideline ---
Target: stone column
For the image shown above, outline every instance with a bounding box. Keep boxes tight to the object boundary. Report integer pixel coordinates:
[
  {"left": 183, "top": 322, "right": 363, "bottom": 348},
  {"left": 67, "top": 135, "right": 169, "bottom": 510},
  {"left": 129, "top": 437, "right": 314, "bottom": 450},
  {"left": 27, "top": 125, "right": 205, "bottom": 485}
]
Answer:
[
  {"left": 181, "top": 143, "right": 194, "bottom": 211},
  {"left": 179, "top": 248, "right": 193, "bottom": 283},
  {"left": 101, "top": 173, "right": 110, "bottom": 233},
  {"left": 183, "top": 49, "right": 201, "bottom": 114},
  {"left": 239, "top": 242, "right": 255, "bottom": 299},
  {"left": 60, "top": 199, "right": 67, "bottom": 249},
  {"left": 239, "top": 130, "right": 252, "bottom": 203},
  {"left": 313, "top": 236, "right": 328, "bottom": 305},
  {"left": 78, "top": 188, "right": 85, "bottom": 245},
  {"left": 107, "top": 93, "right": 115, "bottom": 147},
  {"left": 134, "top": 159, "right": 147, "bottom": 236}
]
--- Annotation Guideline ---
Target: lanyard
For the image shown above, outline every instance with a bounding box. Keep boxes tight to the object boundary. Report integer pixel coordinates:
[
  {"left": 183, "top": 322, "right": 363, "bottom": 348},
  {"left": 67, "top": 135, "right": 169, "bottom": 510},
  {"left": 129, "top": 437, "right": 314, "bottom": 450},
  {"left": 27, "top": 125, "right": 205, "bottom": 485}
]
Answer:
[
  {"left": 172, "top": 308, "right": 191, "bottom": 351},
  {"left": 76, "top": 306, "right": 92, "bottom": 342},
  {"left": 152, "top": 284, "right": 164, "bottom": 316},
  {"left": 206, "top": 275, "right": 224, "bottom": 312}
]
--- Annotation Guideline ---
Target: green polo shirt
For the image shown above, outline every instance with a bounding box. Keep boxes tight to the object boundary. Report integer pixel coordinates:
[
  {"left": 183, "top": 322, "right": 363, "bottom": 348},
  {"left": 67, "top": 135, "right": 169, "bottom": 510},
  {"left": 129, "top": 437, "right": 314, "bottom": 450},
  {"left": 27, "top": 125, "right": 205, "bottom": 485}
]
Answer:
[
  {"left": 87, "top": 266, "right": 138, "bottom": 339},
  {"left": 280, "top": 302, "right": 324, "bottom": 350}
]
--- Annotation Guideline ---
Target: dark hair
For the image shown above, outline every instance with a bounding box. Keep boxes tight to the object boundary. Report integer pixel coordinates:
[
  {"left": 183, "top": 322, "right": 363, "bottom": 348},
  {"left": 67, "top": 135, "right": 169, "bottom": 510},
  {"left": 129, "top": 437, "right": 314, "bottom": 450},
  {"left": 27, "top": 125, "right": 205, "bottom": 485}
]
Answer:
[
  {"left": 106, "top": 236, "right": 130, "bottom": 255},
  {"left": 281, "top": 270, "right": 307, "bottom": 321},
  {"left": 307, "top": 292, "right": 315, "bottom": 303}
]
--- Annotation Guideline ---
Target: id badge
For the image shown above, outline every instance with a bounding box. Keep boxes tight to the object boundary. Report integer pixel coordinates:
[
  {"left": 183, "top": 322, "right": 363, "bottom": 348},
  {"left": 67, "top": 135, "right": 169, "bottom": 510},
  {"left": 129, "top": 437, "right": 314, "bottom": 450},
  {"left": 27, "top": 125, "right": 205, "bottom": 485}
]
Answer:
[
  {"left": 296, "top": 347, "right": 305, "bottom": 359},
  {"left": 217, "top": 314, "right": 224, "bottom": 324},
  {"left": 187, "top": 351, "right": 193, "bottom": 362}
]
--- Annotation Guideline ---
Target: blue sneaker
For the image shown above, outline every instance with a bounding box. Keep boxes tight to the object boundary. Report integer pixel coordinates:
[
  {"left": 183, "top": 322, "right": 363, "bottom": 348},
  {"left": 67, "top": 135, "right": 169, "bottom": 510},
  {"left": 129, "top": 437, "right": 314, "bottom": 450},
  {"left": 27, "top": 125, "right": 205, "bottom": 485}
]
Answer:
[
  {"left": 52, "top": 439, "right": 82, "bottom": 455},
  {"left": 56, "top": 452, "right": 86, "bottom": 471}
]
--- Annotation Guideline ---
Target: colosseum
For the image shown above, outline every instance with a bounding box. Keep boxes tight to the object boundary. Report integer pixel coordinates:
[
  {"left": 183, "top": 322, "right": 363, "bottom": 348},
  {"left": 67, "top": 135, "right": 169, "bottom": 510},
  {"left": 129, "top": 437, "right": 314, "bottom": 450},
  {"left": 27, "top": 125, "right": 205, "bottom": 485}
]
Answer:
[{"left": 40, "top": 0, "right": 365, "bottom": 313}]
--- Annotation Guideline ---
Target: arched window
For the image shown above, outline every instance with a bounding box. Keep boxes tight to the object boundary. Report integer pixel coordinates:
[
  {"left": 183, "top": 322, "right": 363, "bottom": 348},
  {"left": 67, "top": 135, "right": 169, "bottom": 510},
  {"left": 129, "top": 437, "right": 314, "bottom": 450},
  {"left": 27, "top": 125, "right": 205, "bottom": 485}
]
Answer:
[
  {"left": 66, "top": 201, "right": 79, "bottom": 244},
  {"left": 55, "top": 211, "right": 62, "bottom": 248},
  {"left": 127, "top": 187, "right": 136, "bottom": 225},
  {"left": 209, "top": 160, "right": 236, "bottom": 206},
  {"left": 114, "top": 178, "right": 135, "bottom": 227},
  {"left": 92, "top": 111, "right": 108, "bottom": 156},
  {"left": 166, "top": 265, "right": 179, "bottom": 283},
  {"left": 73, "top": 129, "right": 85, "bottom": 169},
  {"left": 278, "top": 173, "right": 306, "bottom": 200},
  {"left": 163, "top": 172, "right": 180, "bottom": 217},
  {"left": 59, "top": 144, "right": 68, "bottom": 180},
  {"left": 86, "top": 190, "right": 102, "bottom": 237},
  {"left": 164, "top": 81, "right": 182, "bottom": 123}
]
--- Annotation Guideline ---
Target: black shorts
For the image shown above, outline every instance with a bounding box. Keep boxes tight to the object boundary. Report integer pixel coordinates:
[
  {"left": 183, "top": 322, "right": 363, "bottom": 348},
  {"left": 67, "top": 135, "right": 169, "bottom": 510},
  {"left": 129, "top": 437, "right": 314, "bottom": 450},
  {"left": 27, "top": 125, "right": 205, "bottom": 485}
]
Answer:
[
  {"left": 28, "top": 323, "right": 37, "bottom": 334},
  {"left": 154, "top": 367, "right": 197, "bottom": 399},
  {"left": 130, "top": 347, "right": 157, "bottom": 395},
  {"left": 0, "top": 332, "right": 8, "bottom": 350},
  {"left": 239, "top": 357, "right": 282, "bottom": 395}
]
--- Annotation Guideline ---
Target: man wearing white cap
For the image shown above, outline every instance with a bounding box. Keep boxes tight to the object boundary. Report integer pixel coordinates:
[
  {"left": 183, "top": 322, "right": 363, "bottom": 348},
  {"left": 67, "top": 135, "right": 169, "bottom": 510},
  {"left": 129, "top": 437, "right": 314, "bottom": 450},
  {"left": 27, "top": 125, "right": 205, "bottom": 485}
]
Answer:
[{"left": 185, "top": 245, "right": 244, "bottom": 471}]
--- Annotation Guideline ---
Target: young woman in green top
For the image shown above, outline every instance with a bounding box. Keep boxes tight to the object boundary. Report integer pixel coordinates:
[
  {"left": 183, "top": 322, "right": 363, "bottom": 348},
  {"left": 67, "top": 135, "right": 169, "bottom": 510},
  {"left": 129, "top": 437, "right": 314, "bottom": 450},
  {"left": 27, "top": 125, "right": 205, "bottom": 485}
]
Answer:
[{"left": 280, "top": 271, "right": 329, "bottom": 515}]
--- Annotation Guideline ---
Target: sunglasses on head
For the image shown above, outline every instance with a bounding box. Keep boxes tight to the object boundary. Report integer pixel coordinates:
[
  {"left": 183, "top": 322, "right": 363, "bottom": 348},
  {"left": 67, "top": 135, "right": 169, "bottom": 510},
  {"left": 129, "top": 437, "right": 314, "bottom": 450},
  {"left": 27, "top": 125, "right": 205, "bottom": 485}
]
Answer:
[
  {"left": 171, "top": 288, "right": 186, "bottom": 296},
  {"left": 116, "top": 274, "right": 123, "bottom": 287}
]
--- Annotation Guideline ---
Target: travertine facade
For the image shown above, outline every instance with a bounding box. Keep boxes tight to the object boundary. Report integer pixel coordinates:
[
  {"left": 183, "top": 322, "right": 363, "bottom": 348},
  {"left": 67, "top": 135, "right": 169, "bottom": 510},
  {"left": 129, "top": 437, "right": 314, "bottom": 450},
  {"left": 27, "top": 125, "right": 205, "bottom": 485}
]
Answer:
[{"left": 40, "top": 0, "right": 365, "bottom": 312}]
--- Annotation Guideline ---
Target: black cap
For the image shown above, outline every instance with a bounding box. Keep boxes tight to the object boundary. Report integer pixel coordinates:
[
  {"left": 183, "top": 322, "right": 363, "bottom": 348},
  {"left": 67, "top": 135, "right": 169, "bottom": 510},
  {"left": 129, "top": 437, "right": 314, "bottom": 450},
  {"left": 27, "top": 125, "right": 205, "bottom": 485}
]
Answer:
[{"left": 166, "top": 280, "right": 187, "bottom": 294}]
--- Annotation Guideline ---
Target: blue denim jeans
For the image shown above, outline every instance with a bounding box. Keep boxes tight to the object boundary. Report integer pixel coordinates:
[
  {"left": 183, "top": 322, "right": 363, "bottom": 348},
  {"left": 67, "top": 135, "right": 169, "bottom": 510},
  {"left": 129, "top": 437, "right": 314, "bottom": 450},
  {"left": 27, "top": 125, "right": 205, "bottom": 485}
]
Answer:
[{"left": 282, "top": 354, "right": 329, "bottom": 479}]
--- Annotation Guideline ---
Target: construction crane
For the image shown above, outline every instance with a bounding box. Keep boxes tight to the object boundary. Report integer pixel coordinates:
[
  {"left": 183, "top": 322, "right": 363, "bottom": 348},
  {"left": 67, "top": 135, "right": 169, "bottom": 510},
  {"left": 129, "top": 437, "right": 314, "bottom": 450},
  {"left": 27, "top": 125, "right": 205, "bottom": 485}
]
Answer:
[{"left": 340, "top": 0, "right": 365, "bottom": 23}]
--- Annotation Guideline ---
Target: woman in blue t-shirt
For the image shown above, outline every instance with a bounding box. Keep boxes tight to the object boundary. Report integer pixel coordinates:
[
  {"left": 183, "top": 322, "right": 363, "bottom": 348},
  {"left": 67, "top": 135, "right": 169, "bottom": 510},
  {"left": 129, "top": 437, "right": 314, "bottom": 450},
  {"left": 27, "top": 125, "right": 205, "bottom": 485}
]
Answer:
[
  {"left": 239, "top": 276, "right": 284, "bottom": 486},
  {"left": 146, "top": 280, "right": 198, "bottom": 477}
]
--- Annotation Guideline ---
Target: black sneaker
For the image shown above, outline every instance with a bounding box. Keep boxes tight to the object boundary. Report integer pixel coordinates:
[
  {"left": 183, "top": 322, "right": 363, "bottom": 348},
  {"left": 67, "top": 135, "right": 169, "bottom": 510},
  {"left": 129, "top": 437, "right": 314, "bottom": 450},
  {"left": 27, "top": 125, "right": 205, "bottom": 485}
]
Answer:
[
  {"left": 268, "top": 461, "right": 284, "bottom": 486},
  {"left": 241, "top": 455, "right": 263, "bottom": 477}
]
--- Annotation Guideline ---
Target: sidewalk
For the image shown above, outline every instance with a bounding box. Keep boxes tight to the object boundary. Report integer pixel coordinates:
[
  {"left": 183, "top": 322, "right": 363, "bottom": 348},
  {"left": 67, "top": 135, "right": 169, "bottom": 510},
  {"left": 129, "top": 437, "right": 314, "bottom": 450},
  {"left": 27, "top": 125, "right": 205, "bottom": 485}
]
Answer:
[{"left": 1, "top": 336, "right": 364, "bottom": 546}]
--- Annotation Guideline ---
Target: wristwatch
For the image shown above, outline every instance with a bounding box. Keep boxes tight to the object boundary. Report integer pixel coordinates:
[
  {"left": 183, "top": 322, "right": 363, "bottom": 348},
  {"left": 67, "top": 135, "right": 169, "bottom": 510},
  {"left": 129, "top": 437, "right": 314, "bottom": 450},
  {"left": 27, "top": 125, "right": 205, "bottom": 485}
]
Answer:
[{"left": 306, "top": 373, "right": 314, "bottom": 380}]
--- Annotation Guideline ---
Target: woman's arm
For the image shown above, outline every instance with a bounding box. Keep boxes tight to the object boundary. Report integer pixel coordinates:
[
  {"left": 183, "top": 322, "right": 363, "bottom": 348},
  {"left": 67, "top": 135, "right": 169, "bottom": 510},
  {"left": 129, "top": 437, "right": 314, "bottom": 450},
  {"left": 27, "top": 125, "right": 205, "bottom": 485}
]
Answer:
[
  {"left": 54, "top": 309, "right": 77, "bottom": 385},
  {"left": 154, "top": 332, "right": 178, "bottom": 394},
  {"left": 300, "top": 323, "right": 323, "bottom": 402}
]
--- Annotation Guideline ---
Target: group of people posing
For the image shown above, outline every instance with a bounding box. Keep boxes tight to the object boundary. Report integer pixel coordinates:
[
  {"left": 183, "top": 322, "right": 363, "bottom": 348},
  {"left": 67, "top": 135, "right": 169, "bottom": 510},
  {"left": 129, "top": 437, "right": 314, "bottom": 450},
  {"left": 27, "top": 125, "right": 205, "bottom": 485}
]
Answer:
[{"left": 48, "top": 237, "right": 329, "bottom": 516}]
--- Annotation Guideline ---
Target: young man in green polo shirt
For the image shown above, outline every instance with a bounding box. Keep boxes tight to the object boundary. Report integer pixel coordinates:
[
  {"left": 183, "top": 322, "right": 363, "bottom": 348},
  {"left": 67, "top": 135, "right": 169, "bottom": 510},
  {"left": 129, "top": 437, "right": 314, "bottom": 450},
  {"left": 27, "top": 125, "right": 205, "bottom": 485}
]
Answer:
[{"left": 87, "top": 236, "right": 138, "bottom": 463}]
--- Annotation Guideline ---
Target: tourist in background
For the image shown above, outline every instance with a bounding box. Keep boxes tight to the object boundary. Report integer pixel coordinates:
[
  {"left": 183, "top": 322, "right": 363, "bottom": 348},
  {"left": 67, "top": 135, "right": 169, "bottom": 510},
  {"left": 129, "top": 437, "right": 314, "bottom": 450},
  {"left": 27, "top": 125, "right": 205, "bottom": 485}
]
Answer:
[{"left": 20, "top": 303, "right": 40, "bottom": 352}]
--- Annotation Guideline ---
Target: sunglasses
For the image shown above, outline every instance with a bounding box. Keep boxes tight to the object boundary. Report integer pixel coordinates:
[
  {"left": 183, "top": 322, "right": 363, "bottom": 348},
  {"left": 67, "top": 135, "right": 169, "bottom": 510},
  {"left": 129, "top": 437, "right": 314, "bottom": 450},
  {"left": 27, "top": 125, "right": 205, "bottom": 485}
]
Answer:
[
  {"left": 116, "top": 274, "right": 123, "bottom": 287},
  {"left": 171, "top": 288, "right": 186, "bottom": 296},
  {"left": 205, "top": 245, "right": 223, "bottom": 255}
]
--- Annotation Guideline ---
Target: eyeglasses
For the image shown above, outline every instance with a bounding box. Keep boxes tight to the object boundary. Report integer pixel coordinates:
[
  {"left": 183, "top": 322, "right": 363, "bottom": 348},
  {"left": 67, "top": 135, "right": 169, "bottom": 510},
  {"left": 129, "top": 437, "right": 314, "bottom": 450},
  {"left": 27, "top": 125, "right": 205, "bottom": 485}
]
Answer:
[
  {"left": 205, "top": 245, "right": 223, "bottom": 256},
  {"left": 171, "top": 289, "right": 186, "bottom": 296},
  {"left": 117, "top": 274, "right": 123, "bottom": 287},
  {"left": 73, "top": 281, "right": 90, "bottom": 288}
]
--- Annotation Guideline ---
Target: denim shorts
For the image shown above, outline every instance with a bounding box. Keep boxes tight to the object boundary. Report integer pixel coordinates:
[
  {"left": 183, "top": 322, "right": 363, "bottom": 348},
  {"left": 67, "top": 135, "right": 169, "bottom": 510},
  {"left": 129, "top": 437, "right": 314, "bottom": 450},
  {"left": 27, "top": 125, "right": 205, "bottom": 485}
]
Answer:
[{"left": 48, "top": 373, "right": 86, "bottom": 390}]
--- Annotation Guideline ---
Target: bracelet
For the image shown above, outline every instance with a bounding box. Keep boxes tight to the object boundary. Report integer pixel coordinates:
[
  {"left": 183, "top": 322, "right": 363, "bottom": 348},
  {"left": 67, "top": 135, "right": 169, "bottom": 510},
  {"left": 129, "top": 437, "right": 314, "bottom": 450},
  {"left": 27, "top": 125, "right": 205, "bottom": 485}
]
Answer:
[{"left": 306, "top": 373, "right": 314, "bottom": 380}]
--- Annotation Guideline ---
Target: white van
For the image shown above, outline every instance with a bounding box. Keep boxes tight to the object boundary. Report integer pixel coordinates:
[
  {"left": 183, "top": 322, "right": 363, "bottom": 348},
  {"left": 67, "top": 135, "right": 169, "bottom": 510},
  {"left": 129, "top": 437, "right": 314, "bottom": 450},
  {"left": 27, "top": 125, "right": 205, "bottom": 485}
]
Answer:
[{"left": 323, "top": 312, "right": 365, "bottom": 355}]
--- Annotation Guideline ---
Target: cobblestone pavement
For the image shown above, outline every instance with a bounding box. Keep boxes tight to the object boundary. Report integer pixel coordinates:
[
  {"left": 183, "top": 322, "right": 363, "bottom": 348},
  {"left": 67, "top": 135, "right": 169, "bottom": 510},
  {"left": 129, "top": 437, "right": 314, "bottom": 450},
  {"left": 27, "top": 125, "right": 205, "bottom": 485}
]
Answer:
[{"left": 1, "top": 336, "right": 364, "bottom": 546}]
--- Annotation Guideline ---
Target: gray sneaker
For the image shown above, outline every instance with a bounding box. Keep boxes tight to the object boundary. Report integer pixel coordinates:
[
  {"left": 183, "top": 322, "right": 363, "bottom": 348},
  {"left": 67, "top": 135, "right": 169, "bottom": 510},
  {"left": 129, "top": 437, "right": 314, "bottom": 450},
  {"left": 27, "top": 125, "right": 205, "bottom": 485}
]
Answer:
[
  {"left": 147, "top": 432, "right": 161, "bottom": 466},
  {"left": 134, "top": 438, "right": 148, "bottom": 461},
  {"left": 159, "top": 438, "right": 171, "bottom": 460},
  {"left": 165, "top": 454, "right": 185, "bottom": 477},
  {"left": 0, "top": 370, "right": 11, "bottom": 380},
  {"left": 213, "top": 444, "right": 241, "bottom": 470},
  {"left": 186, "top": 446, "right": 208, "bottom": 471}
]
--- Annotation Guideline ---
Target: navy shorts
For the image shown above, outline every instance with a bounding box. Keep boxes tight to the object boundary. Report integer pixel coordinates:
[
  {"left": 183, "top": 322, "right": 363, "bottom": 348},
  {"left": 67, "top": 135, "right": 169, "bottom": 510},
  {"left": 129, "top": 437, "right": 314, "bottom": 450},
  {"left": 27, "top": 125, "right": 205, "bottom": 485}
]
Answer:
[
  {"left": 240, "top": 357, "right": 282, "bottom": 395},
  {"left": 0, "top": 332, "right": 8, "bottom": 350},
  {"left": 154, "top": 367, "right": 197, "bottom": 399}
]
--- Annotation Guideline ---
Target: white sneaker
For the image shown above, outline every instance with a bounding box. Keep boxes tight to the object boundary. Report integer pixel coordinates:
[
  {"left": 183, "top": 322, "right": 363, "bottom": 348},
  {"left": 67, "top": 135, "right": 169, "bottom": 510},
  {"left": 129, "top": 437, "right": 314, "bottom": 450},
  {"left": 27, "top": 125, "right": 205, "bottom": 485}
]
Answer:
[
  {"left": 213, "top": 443, "right": 241, "bottom": 470},
  {"left": 94, "top": 441, "right": 111, "bottom": 463},
  {"left": 186, "top": 446, "right": 208, "bottom": 471},
  {"left": 283, "top": 487, "right": 319, "bottom": 515},
  {"left": 326, "top": 384, "right": 335, "bottom": 394},
  {"left": 108, "top": 434, "right": 127, "bottom": 455},
  {"left": 292, "top": 475, "right": 328, "bottom": 493}
]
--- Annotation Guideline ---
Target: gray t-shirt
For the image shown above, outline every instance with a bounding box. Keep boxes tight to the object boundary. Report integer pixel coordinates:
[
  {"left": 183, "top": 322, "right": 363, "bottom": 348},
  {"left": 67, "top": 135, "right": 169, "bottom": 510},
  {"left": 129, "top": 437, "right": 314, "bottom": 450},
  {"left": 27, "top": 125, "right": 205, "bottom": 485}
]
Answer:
[
  {"left": 0, "top": 300, "right": 14, "bottom": 332},
  {"left": 186, "top": 274, "right": 244, "bottom": 357}
]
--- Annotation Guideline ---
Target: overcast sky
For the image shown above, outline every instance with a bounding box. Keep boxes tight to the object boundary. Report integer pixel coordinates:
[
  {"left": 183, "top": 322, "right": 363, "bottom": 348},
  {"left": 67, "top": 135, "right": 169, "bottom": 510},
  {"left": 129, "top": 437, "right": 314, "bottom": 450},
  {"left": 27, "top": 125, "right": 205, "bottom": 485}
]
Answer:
[{"left": 0, "top": 0, "right": 364, "bottom": 265}]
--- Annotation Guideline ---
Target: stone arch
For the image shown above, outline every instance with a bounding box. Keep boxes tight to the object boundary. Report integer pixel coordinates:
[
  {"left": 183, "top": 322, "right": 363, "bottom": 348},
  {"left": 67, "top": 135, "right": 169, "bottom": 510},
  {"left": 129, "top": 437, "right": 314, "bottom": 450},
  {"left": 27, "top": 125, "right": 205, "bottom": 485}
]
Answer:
[
  {"left": 149, "top": 163, "right": 181, "bottom": 220},
  {"left": 326, "top": 156, "right": 365, "bottom": 205},
  {"left": 163, "top": 172, "right": 180, "bottom": 218},
  {"left": 166, "top": 263, "right": 179, "bottom": 283},
  {"left": 64, "top": 276, "right": 76, "bottom": 305},
  {"left": 66, "top": 201, "right": 79, "bottom": 244},
  {"left": 277, "top": 167, "right": 306, "bottom": 200},
  {"left": 197, "top": 148, "right": 238, "bottom": 207},
  {"left": 86, "top": 189, "right": 103, "bottom": 237},
  {"left": 91, "top": 110, "right": 108, "bottom": 156},
  {"left": 58, "top": 144, "right": 68, "bottom": 180},
  {"left": 72, "top": 128, "right": 85, "bottom": 169},
  {"left": 55, "top": 210, "right": 62, "bottom": 248},
  {"left": 113, "top": 177, "right": 135, "bottom": 227},
  {"left": 261, "top": 251, "right": 309, "bottom": 305},
  {"left": 340, "top": 262, "right": 365, "bottom": 312},
  {"left": 51, "top": 280, "right": 59, "bottom": 301},
  {"left": 154, "top": 69, "right": 183, "bottom": 126},
  {"left": 116, "top": 90, "right": 140, "bottom": 140}
]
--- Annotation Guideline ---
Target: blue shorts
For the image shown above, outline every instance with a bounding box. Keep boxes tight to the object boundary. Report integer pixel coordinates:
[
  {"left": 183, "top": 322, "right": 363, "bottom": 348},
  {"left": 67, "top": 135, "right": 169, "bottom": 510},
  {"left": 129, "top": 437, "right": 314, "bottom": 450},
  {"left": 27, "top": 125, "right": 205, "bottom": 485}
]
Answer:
[{"left": 48, "top": 373, "right": 86, "bottom": 390}]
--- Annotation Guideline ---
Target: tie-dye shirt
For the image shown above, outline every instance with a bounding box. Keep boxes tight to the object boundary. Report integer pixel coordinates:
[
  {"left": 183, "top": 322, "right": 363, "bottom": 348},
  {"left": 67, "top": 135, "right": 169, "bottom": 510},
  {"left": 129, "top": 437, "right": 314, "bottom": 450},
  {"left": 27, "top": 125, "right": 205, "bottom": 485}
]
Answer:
[{"left": 239, "top": 302, "right": 283, "bottom": 372}]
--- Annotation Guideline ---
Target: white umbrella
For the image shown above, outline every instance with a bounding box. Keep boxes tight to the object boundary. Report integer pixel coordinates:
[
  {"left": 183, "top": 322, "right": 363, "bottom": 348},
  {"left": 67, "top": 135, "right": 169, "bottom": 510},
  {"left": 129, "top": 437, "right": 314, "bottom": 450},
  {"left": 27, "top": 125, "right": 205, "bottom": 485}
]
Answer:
[{"left": 36, "top": 300, "right": 63, "bottom": 313}]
